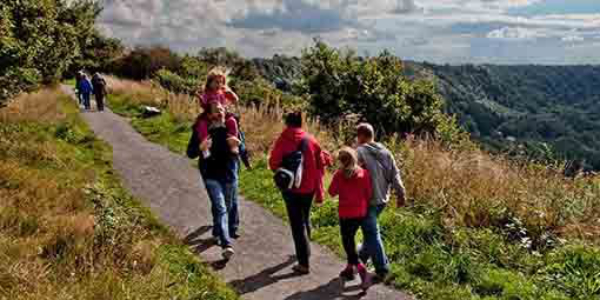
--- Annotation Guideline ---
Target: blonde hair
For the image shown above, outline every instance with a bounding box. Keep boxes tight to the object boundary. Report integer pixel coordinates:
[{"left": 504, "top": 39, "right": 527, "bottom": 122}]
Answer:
[
  {"left": 204, "top": 66, "right": 230, "bottom": 93},
  {"left": 338, "top": 147, "right": 359, "bottom": 178}
]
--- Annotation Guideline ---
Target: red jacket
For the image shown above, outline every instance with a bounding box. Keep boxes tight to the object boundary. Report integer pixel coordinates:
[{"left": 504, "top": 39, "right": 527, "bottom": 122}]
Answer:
[
  {"left": 328, "top": 167, "right": 372, "bottom": 219},
  {"left": 269, "top": 127, "right": 330, "bottom": 202}
]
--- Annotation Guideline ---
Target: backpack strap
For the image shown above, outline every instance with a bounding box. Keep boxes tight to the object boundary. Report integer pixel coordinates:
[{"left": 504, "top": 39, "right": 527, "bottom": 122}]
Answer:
[{"left": 298, "top": 136, "right": 310, "bottom": 153}]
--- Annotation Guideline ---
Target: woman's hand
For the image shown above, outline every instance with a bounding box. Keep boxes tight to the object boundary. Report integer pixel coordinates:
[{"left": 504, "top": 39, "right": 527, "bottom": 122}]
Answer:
[{"left": 200, "top": 138, "right": 212, "bottom": 152}]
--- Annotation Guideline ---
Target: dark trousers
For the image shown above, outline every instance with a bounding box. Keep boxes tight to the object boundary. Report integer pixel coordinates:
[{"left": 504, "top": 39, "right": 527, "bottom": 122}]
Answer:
[
  {"left": 95, "top": 93, "right": 105, "bottom": 111},
  {"left": 283, "top": 192, "right": 313, "bottom": 268},
  {"left": 82, "top": 93, "right": 91, "bottom": 109},
  {"left": 340, "top": 218, "right": 364, "bottom": 265}
]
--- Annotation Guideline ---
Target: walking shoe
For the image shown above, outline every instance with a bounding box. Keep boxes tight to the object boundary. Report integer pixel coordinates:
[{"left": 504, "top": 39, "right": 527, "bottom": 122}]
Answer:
[
  {"left": 231, "top": 232, "right": 241, "bottom": 239},
  {"left": 222, "top": 247, "right": 235, "bottom": 260},
  {"left": 292, "top": 264, "right": 310, "bottom": 275},
  {"left": 371, "top": 271, "right": 389, "bottom": 284},
  {"left": 357, "top": 264, "right": 372, "bottom": 291},
  {"left": 339, "top": 265, "right": 356, "bottom": 281}
]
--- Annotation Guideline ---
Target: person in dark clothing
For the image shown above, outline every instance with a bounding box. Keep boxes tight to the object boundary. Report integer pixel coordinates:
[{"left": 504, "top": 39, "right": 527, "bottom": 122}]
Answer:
[
  {"left": 91, "top": 73, "right": 108, "bottom": 111},
  {"left": 187, "top": 102, "right": 240, "bottom": 260},
  {"left": 268, "top": 111, "right": 331, "bottom": 274},
  {"left": 77, "top": 74, "right": 93, "bottom": 110},
  {"left": 75, "top": 72, "right": 83, "bottom": 105}
]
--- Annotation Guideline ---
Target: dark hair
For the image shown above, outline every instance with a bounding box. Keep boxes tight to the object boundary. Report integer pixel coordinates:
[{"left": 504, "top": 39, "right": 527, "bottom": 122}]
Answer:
[
  {"left": 285, "top": 111, "right": 303, "bottom": 128},
  {"left": 356, "top": 123, "right": 375, "bottom": 140}
]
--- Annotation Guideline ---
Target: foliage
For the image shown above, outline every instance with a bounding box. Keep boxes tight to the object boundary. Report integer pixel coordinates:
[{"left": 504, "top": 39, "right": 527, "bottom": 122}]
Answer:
[
  {"left": 299, "top": 41, "right": 454, "bottom": 139},
  {"left": 0, "top": 0, "right": 100, "bottom": 106},
  {"left": 66, "top": 30, "right": 124, "bottom": 76},
  {"left": 426, "top": 63, "right": 600, "bottom": 170},
  {"left": 113, "top": 46, "right": 182, "bottom": 80},
  {"left": 0, "top": 88, "right": 238, "bottom": 299},
  {"left": 107, "top": 76, "right": 600, "bottom": 300}
]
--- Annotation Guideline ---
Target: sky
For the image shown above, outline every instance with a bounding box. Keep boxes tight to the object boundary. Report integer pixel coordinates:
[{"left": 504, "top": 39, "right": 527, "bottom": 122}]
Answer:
[{"left": 97, "top": 0, "right": 600, "bottom": 65}]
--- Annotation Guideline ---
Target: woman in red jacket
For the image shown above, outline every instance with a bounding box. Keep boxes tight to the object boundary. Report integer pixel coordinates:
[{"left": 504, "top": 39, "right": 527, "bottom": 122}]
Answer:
[
  {"left": 328, "top": 147, "right": 373, "bottom": 291},
  {"left": 269, "top": 111, "right": 329, "bottom": 274}
]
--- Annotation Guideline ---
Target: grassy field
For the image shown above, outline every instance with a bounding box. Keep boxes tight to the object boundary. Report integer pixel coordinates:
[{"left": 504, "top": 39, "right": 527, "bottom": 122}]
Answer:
[
  {"left": 105, "top": 77, "right": 600, "bottom": 300},
  {"left": 0, "top": 88, "right": 238, "bottom": 300}
]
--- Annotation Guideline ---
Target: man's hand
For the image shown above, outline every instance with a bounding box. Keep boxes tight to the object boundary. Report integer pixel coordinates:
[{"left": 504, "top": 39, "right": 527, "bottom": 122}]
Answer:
[
  {"left": 396, "top": 194, "right": 407, "bottom": 208},
  {"left": 200, "top": 138, "right": 212, "bottom": 152}
]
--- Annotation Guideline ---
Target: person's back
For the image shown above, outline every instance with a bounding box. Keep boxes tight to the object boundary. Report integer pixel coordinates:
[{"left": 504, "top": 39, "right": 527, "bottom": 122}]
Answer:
[{"left": 356, "top": 142, "right": 405, "bottom": 206}]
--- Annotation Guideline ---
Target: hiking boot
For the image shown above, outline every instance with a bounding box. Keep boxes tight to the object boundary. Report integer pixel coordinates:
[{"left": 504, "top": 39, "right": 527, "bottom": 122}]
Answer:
[
  {"left": 292, "top": 264, "right": 310, "bottom": 275},
  {"left": 339, "top": 265, "right": 356, "bottom": 281},
  {"left": 357, "top": 264, "right": 372, "bottom": 291},
  {"left": 371, "top": 271, "right": 389, "bottom": 284},
  {"left": 222, "top": 247, "right": 235, "bottom": 260}
]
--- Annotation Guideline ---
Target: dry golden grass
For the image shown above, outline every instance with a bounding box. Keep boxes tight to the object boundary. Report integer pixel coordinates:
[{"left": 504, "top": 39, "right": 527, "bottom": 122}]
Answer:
[
  {"left": 0, "top": 88, "right": 67, "bottom": 123},
  {"left": 0, "top": 87, "right": 237, "bottom": 299},
  {"left": 106, "top": 76, "right": 600, "bottom": 242}
]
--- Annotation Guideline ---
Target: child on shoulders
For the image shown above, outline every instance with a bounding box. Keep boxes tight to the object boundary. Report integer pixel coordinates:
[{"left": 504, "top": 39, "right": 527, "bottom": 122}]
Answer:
[{"left": 195, "top": 67, "right": 240, "bottom": 156}]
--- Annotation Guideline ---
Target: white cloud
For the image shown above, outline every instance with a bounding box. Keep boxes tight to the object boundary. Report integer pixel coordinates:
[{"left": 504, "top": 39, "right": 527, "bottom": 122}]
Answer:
[
  {"left": 96, "top": 0, "right": 600, "bottom": 64},
  {"left": 487, "top": 26, "right": 545, "bottom": 40}
]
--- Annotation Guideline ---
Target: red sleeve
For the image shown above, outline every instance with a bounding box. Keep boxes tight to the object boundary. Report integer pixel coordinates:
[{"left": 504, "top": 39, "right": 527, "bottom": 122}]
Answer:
[
  {"left": 225, "top": 115, "right": 239, "bottom": 137},
  {"left": 328, "top": 171, "right": 340, "bottom": 197},
  {"left": 312, "top": 139, "right": 326, "bottom": 202},
  {"left": 268, "top": 135, "right": 285, "bottom": 171},
  {"left": 225, "top": 90, "right": 239, "bottom": 104}
]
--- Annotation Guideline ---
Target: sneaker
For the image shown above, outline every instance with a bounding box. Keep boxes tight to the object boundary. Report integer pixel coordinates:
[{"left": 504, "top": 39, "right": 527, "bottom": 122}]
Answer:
[
  {"left": 231, "top": 232, "right": 241, "bottom": 239},
  {"left": 292, "top": 264, "right": 310, "bottom": 275},
  {"left": 222, "top": 247, "right": 235, "bottom": 260},
  {"left": 357, "top": 264, "right": 372, "bottom": 291},
  {"left": 339, "top": 265, "right": 356, "bottom": 281},
  {"left": 370, "top": 271, "right": 389, "bottom": 284}
]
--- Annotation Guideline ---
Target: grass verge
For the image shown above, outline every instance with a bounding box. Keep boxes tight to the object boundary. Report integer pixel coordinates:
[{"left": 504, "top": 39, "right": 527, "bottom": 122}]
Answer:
[
  {"left": 0, "top": 88, "right": 237, "bottom": 300},
  {"left": 106, "top": 80, "right": 600, "bottom": 300}
]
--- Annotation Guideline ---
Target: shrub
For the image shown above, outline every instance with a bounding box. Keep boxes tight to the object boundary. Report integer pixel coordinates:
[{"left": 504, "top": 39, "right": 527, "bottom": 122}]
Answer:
[{"left": 299, "top": 40, "right": 454, "bottom": 139}]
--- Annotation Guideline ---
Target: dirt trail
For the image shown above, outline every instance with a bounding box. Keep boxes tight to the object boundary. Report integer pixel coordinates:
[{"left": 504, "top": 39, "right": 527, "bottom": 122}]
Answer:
[{"left": 64, "top": 85, "right": 412, "bottom": 300}]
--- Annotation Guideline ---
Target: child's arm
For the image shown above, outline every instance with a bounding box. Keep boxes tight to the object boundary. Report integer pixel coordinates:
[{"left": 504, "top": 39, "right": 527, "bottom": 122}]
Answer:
[
  {"left": 328, "top": 172, "right": 340, "bottom": 198},
  {"left": 224, "top": 88, "right": 239, "bottom": 105}
]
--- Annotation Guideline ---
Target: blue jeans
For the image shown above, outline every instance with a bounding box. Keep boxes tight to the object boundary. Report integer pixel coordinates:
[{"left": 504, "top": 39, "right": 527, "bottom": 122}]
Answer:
[
  {"left": 359, "top": 204, "right": 389, "bottom": 275},
  {"left": 204, "top": 179, "right": 239, "bottom": 248},
  {"left": 81, "top": 93, "right": 91, "bottom": 109}
]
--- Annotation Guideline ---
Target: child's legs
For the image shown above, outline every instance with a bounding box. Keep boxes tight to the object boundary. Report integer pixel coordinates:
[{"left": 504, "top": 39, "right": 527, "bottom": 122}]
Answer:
[
  {"left": 225, "top": 114, "right": 239, "bottom": 137},
  {"left": 340, "top": 218, "right": 363, "bottom": 265},
  {"left": 195, "top": 116, "right": 210, "bottom": 142}
]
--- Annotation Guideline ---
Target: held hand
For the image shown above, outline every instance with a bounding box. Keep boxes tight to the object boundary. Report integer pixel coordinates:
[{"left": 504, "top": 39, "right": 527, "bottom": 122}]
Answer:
[
  {"left": 200, "top": 138, "right": 212, "bottom": 152},
  {"left": 315, "top": 201, "right": 324, "bottom": 208}
]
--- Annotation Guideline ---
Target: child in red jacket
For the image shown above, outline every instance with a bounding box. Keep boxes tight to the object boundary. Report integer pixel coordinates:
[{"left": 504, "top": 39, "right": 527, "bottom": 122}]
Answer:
[
  {"left": 328, "top": 147, "right": 373, "bottom": 290},
  {"left": 195, "top": 67, "right": 240, "bottom": 155}
]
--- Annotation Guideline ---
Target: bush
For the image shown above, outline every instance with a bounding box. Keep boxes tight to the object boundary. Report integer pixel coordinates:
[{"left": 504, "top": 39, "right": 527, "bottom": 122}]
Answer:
[
  {"left": 155, "top": 69, "right": 199, "bottom": 95},
  {"left": 299, "top": 40, "right": 453, "bottom": 138},
  {"left": 0, "top": 0, "right": 100, "bottom": 106}
]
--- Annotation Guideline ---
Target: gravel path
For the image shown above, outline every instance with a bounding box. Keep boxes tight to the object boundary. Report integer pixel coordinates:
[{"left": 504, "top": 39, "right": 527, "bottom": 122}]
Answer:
[{"left": 64, "top": 86, "right": 412, "bottom": 300}]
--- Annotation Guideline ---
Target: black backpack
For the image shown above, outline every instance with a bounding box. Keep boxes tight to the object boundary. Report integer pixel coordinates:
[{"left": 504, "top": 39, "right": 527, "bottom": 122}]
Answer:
[{"left": 274, "top": 137, "right": 309, "bottom": 191}]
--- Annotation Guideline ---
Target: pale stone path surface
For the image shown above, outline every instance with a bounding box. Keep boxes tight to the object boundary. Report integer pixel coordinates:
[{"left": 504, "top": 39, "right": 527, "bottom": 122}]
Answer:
[{"left": 64, "top": 86, "right": 413, "bottom": 300}]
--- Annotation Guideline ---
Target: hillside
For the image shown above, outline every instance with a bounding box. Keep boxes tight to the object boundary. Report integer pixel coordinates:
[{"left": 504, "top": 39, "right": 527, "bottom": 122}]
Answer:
[{"left": 252, "top": 58, "right": 600, "bottom": 170}]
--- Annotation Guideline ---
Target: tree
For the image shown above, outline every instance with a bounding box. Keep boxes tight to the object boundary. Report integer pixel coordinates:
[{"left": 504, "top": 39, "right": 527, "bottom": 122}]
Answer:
[
  {"left": 299, "top": 40, "right": 449, "bottom": 138},
  {"left": 0, "top": 0, "right": 101, "bottom": 106}
]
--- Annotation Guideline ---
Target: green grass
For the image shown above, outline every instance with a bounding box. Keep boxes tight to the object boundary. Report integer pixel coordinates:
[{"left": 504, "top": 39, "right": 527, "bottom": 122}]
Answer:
[
  {"left": 107, "top": 93, "right": 600, "bottom": 300},
  {"left": 0, "top": 90, "right": 238, "bottom": 299}
]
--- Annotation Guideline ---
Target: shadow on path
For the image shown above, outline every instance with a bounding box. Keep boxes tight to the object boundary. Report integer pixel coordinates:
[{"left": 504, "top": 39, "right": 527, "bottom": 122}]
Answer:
[
  {"left": 284, "top": 277, "right": 366, "bottom": 300},
  {"left": 229, "top": 256, "right": 299, "bottom": 295}
]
